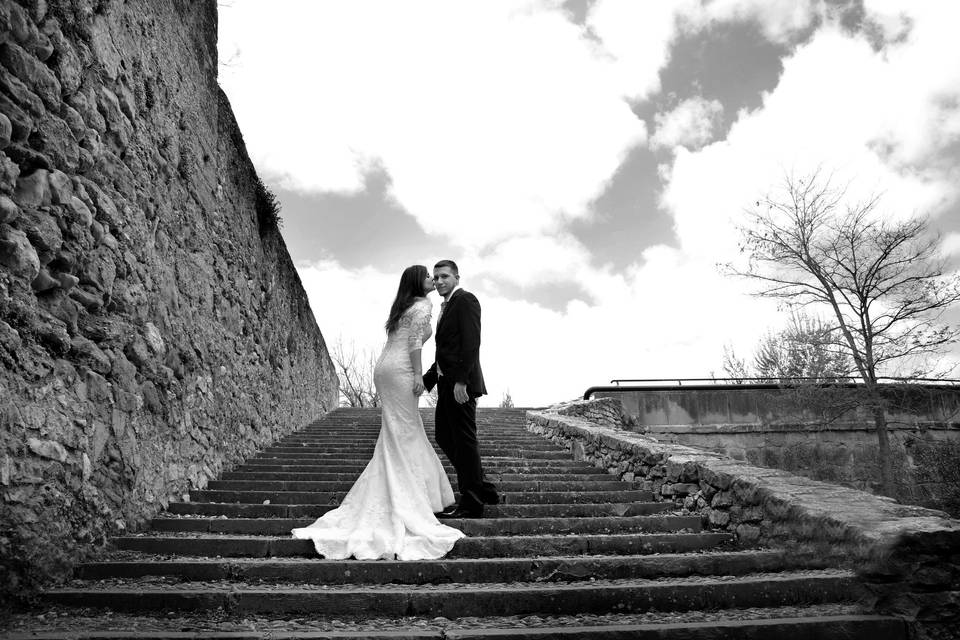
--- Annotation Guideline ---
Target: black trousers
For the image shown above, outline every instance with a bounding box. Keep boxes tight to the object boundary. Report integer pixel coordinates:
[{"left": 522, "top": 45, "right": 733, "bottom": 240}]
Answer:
[{"left": 434, "top": 377, "right": 498, "bottom": 509}]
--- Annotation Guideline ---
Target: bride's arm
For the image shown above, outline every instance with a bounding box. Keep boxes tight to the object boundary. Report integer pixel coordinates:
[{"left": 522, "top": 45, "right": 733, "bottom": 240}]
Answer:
[
  {"left": 407, "top": 300, "right": 430, "bottom": 396},
  {"left": 409, "top": 348, "right": 424, "bottom": 396}
]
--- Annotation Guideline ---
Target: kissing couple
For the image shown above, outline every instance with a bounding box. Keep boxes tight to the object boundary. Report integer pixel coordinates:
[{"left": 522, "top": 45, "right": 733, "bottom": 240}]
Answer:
[{"left": 292, "top": 259, "right": 499, "bottom": 560}]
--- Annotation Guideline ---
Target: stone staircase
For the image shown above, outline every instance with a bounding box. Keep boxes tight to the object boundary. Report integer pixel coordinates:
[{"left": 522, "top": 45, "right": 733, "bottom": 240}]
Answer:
[{"left": 13, "top": 408, "right": 907, "bottom": 638}]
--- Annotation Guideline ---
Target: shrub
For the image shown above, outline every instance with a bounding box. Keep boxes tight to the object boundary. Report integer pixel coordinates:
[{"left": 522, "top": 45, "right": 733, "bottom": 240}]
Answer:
[{"left": 254, "top": 176, "right": 282, "bottom": 233}]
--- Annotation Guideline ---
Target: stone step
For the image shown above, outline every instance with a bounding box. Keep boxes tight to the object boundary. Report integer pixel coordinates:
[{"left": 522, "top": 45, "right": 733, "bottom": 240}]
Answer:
[
  {"left": 204, "top": 480, "right": 642, "bottom": 493},
  {"left": 166, "top": 501, "right": 674, "bottom": 519},
  {"left": 257, "top": 450, "right": 570, "bottom": 460},
  {"left": 111, "top": 532, "right": 731, "bottom": 558},
  {"left": 0, "top": 613, "right": 910, "bottom": 640},
  {"left": 284, "top": 433, "right": 541, "bottom": 440},
  {"left": 219, "top": 471, "right": 613, "bottom": 482},
  {"left": 236, "top": 462, "right": 596, "bottom": 474},
  {"left": 294, "top": 426, "right": 532, "bottom": 433},
  {"left": 287, "top": 428, "right": 538, "bottom": 435},
  {"left": 149, "top": 514, "right": 700, "bottom": 536},
  {"left": 283, "top": 432, "right": 544, "bottom": 439},
  {"left": 77, "top": 549, "right": 812, "bottom": 584},
  {"left": 43, "top": 570, "right": 856, "bottom": 616},
  {"left": 188, "top": 489, "right": 654, "bottom": 505},
  {"left": 246, "top": 451, "right": 574, "bottom": 461},
  {"left": 266, "top": 445, "right": 563, "bottom": 453}
]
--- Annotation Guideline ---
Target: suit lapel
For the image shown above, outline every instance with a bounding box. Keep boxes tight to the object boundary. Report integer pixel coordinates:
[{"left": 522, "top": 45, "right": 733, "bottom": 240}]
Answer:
[{"left": 438, "top": 289, "right": 463, "bottom": 332}]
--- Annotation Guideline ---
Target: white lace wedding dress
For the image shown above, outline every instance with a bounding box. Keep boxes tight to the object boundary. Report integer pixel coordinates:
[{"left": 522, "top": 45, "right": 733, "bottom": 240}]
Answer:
[{"left": 291, "top": 298, "right": 464, "bottom": 560}]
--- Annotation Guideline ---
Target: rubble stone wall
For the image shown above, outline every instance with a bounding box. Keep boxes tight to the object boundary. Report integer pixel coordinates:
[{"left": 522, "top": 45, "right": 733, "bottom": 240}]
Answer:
[
  {"left": 595, "top": 387, "right": 960, "bottom": 515},
  {"left": 528, "top": 403, "right": 960, "bottom": 636},
  {"left": 0, "top": 0, "right": 338, "bottom": 597}
]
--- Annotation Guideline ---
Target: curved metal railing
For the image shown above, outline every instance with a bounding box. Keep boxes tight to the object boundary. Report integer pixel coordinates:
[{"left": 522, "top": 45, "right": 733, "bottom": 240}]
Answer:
[{"left": 583, "top": 377, "right": 960, "bottom": 400}]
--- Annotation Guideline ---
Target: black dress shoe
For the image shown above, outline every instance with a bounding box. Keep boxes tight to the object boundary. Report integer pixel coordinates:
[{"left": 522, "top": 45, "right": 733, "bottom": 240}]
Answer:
[
  {"left": 448, "top": 505, "right": 484, "bottom": 519},
  {"left": 435, "top": 504, "right": 460, "bottom": 519}
]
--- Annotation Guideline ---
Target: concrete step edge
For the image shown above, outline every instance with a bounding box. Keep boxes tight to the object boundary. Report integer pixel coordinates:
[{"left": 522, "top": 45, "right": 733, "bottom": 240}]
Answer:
[
  {"left": 0, "top": 615, "right": 909, "bottom": 640},
  {"left": 41, "top": 571, "right": 860, "bottom": 617}
]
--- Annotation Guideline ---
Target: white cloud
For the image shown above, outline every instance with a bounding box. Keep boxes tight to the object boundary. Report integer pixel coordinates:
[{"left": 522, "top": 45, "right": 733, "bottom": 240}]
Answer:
[
  {"left": 472, "top": 235, "right": 594, "bottom": 289},
  {"left": 943, "top": 233, "right": 960, "bottom": 258},
  {"left": 585, "top": 0, "right": 686, "bottom": 100},
  {"left": 678, "top": 0, "right": 821, "bottom": 44},
  {"left": 218, "top": 0, "right": 647, "bottom": 250},
  {"left": 651, "top": 97, "right": 724, "bottom": 151}
]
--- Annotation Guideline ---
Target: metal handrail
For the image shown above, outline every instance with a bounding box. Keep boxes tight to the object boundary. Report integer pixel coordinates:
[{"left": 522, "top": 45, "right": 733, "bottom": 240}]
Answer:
[
  {"left": 608, "top": 376, "right": 960, "bottom": 385},
  {"left": 585, "top": 377, "right": 960, "bottom": 400}
]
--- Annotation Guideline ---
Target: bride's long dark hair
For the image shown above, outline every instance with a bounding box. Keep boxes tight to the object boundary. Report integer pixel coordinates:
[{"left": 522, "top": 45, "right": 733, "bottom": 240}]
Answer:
[{"left": 385, "top": 264, "right": 429, "bottom": 334}]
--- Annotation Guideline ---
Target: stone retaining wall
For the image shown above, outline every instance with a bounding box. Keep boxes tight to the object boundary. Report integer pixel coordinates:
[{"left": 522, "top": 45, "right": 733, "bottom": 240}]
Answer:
[
  {"left": 596, "top": 386, "right": 960, "bottom": 515},
  {"left": 528, "top": 402, "right": 960, "bottom": 635},
  {"left": 0, "top": 0, "right": 338, "bottom": 598},
  {"left": 644, "top": 421, "right": 960, "bottom": 516}
]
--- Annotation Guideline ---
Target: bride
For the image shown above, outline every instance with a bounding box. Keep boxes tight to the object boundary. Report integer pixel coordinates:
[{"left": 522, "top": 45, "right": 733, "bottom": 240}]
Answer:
[{"left": 292, "top": 265, "right": 465, "bottom": 560}]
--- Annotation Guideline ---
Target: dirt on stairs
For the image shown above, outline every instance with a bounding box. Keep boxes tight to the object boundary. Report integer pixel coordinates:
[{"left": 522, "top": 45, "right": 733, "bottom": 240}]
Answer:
[{"left": 4, "top": 408, "right": 908, "bottom": 639}]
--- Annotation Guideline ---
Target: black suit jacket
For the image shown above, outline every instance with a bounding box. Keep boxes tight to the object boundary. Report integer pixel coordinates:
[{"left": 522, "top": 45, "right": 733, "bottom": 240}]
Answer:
[{"left": 423, "top": 289, "right": 487, "bottom": 397}]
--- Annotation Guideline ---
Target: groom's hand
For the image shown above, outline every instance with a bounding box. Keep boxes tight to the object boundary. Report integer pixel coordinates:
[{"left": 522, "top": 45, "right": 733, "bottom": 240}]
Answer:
[
  {"left": 413, "top": 379, "right": 425, "bottom": 396},
  {"left": 454, "top": 382, "right": 469, "bottom": 404}
]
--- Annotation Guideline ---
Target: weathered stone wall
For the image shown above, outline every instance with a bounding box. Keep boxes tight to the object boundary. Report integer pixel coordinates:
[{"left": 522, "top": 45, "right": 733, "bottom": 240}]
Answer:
[
  {"left": 528, "top": 401, "right": 960, "bottom": 636},
  {"left": 596, "top": 386, "right": 960, "bottom": 514},
  {"left": 0, "top": 0, "right": 338, "bottom": 597}
]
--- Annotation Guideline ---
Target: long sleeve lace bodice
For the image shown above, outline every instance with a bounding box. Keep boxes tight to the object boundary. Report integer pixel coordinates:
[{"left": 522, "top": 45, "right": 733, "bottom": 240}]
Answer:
[{"left": 392, "top": 298, "right": 433, "bottom": 353}]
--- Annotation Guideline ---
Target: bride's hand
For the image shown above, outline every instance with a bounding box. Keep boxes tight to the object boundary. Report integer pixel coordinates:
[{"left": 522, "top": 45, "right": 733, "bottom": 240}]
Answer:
[{"left": 413, "top": 379, "right": 425, "bottom": 396}]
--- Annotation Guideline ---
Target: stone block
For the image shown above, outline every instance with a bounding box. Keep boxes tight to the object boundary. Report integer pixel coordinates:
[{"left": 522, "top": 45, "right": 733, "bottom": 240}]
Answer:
[
  {"left": 13, "top": 168, "right": 50, "bottom": 207},
  {"left": 735, "top": 523, "right": 761, "bottom": 544},
  {"left": 0, "top": 222, "right": 40, "bottom": 280},
  {"left": 46, "top": 169, "right": 72, "bottom": 204},
  {"left": 0, "top": 41, "right": 61, "bottom": 109},
  {"left": 730, "top": 504, "right": 764, "bottom": 523},
  {"left": 732, "top": 478, "right": 761, "bottom": 505},
  {"left": 33, "top": 113, "right": 80, "bottom": 170},
  {"left": 52, "top": 39, "right": 81, "bottom": 96},
  {"left": 31, "top": 266, "right": 57, "bottom": 291},
  {"left": 711, "top": 490, "right": 734, "bottom": 509},
  {"left": 70, "top": 286, "right": 103, "bottom": 312},
  {"left": 20, "top": 207, "right": 62, "bottom": 256},
  {"left": 669, "top": 482, "right": 700, "bottom": 496},
  {"left": 55, "top": 271, "right": 79, "bottom": 292},
  {"left": 0, "top": 152, "right": 19, "bottom": 193},
  {"left": 70, "top": 335, "right": 111, "bottom": 374},
  {"left": 708, "top": 508, "right": 730, "bottom": 527},
  {"left": 0, "top": 112, "right": 11, "bottom": 148},
  {"left": 699, "top": 465, "right": 733, "bottom": 490},
  {"left": 77, "top": 177, "right": 119, "bottom": 227},
  {"left": 3, "top": 1, "right": 36, "bottom": 46},
  {"left": 0, "top": 64, "right": 45, "bottom": 115},
  {"left": 0, "top": 194, "right": 19, "bottom": 222},
  {"left": 571, "top": 439, "right": 585, "bottom": 462},
  {"left": 27, "top": 437, "right": 67, "bottom": 462},
  {"left": 0, "top": 93, "right": 33, "bottom": 143}
]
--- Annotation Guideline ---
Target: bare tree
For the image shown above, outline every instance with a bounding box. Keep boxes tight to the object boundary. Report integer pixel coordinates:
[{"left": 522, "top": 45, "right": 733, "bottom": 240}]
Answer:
[
  {"left": 330, "top": 336, "right": 381, "bottom": 408},
  {"left": 726, "top": 169, "right": 960, "bottom": 495},
  {"left": 499, "top": 390, "right": 515, "bottom": 408}
]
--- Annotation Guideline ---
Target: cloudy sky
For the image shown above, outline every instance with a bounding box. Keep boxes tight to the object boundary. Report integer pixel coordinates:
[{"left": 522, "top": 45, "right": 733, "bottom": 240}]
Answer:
[{"left": 217, "top": 0, "right": 960, "bottom": 407}]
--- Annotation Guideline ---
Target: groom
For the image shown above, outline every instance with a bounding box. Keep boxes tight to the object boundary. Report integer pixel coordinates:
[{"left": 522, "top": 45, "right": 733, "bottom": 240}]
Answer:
[{"left": 423, "top": 260, "right": 499, "bottom": 519}]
